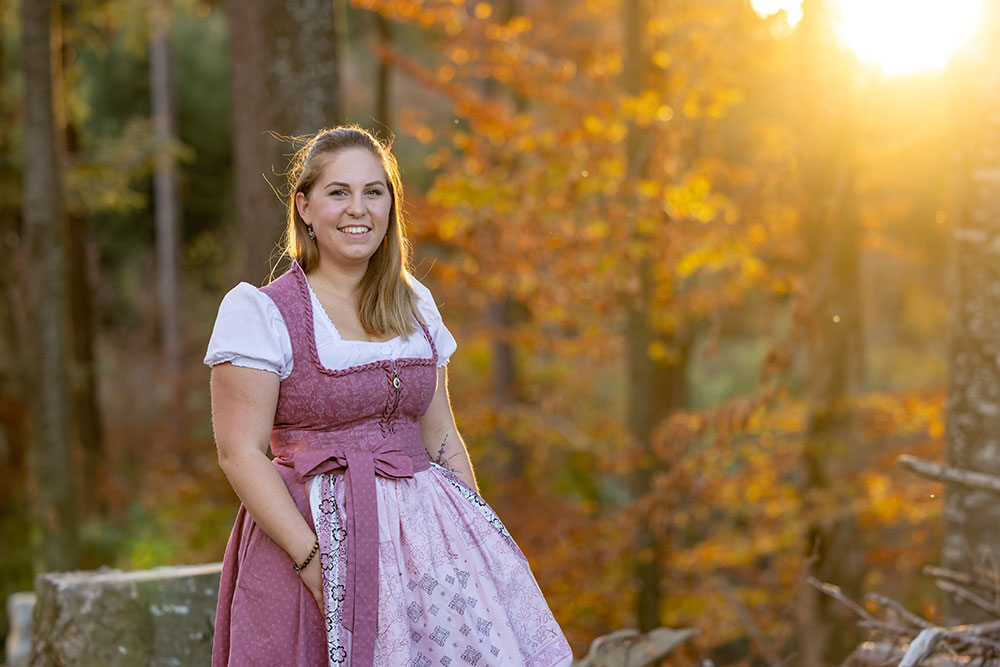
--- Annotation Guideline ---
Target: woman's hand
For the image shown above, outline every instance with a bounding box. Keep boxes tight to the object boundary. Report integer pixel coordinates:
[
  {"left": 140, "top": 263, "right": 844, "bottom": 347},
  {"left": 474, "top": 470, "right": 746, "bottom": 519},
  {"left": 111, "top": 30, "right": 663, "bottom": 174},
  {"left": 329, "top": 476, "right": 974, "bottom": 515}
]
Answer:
[
  {"left": 418, "top": 366, "right": 480, "bottom": 494},
  {"left": 299, "top": 554, "right": 324, "bottom": 613},
  {"left": 211, "top": 363, "right": 329, "bottom": 613}
]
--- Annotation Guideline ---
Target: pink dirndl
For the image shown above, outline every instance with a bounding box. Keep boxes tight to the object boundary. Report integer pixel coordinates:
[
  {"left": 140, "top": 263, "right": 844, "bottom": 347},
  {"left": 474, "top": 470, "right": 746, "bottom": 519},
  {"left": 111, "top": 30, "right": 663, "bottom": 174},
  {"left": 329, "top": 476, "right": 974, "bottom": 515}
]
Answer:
[{"left": 212, "top": 262, "right": 573, "bottom": 667}]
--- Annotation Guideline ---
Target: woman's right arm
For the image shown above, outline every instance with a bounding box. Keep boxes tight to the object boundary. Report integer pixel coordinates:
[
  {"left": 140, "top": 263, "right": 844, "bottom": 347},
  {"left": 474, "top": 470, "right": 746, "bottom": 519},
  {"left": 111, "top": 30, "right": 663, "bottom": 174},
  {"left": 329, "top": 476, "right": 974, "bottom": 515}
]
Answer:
[{"left": 210, "top": 362, "right": 322, "bottom": 608}]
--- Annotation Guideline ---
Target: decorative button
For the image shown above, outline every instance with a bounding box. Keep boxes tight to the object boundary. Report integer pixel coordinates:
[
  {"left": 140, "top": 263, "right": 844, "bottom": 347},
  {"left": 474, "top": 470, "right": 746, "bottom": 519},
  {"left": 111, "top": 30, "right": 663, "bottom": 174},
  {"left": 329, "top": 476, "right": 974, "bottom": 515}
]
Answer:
[{"left": 393, "top": 376, "right": 401, "bottom": 390}]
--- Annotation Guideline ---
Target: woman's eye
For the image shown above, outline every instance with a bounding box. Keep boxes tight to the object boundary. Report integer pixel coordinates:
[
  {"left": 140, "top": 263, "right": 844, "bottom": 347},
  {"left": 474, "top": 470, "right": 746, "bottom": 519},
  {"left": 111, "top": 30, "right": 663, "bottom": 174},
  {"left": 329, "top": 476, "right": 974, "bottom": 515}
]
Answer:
[{"left": 365, "top": 188, "right": 384, "bottom": 197}]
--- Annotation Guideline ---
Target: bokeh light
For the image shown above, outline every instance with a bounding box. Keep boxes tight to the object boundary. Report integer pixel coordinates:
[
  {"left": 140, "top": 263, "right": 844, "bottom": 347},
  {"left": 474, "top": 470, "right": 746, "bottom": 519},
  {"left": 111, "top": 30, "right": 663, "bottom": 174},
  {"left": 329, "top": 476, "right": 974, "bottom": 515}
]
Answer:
[{"left": 834, "top": 0, "right": 983, "bottom": 74}]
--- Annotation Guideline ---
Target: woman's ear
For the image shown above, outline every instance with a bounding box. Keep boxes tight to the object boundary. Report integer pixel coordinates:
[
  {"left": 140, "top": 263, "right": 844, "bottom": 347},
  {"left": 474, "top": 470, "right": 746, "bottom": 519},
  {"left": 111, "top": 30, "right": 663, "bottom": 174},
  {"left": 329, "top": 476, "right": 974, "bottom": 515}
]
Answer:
[{"left": 295, "top": 191, "right": 309, "bottom": 223}]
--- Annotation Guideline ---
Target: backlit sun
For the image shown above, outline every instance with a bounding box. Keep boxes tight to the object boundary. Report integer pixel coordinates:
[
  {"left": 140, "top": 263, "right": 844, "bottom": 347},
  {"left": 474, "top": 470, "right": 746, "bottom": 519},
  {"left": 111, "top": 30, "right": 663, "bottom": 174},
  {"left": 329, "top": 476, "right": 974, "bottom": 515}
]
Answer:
[{"left": 750, "top": 0, "right": 984, "bottom": 75}]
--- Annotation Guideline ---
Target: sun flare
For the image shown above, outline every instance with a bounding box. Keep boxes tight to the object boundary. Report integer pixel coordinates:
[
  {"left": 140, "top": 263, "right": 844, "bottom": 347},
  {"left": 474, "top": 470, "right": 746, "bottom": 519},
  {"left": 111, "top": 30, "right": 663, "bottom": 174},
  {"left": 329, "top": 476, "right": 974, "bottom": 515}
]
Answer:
[{"left": 750, "top": 0, "right": 984, "bottom": 75}]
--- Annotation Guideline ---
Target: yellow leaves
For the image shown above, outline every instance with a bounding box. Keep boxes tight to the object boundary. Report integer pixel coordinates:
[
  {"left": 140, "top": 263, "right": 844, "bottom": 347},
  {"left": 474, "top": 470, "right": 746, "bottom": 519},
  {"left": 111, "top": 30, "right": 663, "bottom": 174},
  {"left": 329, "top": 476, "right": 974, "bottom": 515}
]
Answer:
[
  {"left": 584, "top": 220, "right": 609, "bottom": 239},
  {"left": 423, "top": 152, "right": 444, "bottom": 170},
  {"left": 648, "top": 340, "right": 683, "bottom": 363},
  {"left": 461, "top": 255, "right": 479, "bottom": 274},
  {"left": 436, "top": 64, "right": 456, "bottom": 82},
  {"left": 858, "top": 471, "right": 907, "bottom": 526},
  {"left": 622, "top": 90, "right": 671, "bottom": 127},
  {"left": 683, "top": 91, "right": 701, "bottom": 119},
  {"left": 449, "top": 46, "right": 471, "bottom": 65},
  {"left": 638, "top": 179, "right": 660, "bottom": 199},
  {"left": 583, "top": 115, "right": 603, "bottom": 134},
  {"left": 414, "top": 125, "right": 434, "bottom": 144},
  {"left": 507, "top": 15, "right": 531, "bottom": 33},
  {"left": 652, "top": 50, "right": 673, "bottom": 69},
  {"left": 747, "top": 223, "right": 768, "bottom": 246},
  {"left": 473, "top": 2, "right": 492, "bottom": 19},
  {"left": 437, "top": 213, "right": 467, "bottom": 240}
]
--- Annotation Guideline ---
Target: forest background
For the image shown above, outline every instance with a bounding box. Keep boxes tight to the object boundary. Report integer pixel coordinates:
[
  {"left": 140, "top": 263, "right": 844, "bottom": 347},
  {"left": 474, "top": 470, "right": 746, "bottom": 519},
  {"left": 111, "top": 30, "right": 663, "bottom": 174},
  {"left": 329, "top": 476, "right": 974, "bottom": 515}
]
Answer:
[{"left": 3, "top": 0, "right": 1000, "bottom": 664}]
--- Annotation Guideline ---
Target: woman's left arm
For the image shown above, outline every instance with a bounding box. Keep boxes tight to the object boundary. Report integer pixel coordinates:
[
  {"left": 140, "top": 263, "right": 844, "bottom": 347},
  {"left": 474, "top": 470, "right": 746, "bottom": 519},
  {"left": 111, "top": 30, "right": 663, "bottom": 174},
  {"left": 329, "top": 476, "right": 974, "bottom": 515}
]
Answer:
[{"left": 419, "top": 365, "right": 479, "bottom": 494}]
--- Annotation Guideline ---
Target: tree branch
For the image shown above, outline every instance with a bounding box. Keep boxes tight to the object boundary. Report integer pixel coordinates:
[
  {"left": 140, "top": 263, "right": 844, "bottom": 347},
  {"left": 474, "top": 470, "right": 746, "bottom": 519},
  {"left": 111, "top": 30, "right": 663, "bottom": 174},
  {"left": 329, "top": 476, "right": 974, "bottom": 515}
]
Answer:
[{"left": 898, "top": 455, "right": 1000, "bottom": 495}]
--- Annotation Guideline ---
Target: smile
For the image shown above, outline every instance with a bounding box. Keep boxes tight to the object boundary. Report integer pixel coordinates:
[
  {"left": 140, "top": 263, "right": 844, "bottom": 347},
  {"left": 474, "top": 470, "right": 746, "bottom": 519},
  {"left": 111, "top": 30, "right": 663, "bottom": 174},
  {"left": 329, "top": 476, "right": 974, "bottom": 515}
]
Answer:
[{"left": 338, "top": 226, "right": 371, "bottom": 236}]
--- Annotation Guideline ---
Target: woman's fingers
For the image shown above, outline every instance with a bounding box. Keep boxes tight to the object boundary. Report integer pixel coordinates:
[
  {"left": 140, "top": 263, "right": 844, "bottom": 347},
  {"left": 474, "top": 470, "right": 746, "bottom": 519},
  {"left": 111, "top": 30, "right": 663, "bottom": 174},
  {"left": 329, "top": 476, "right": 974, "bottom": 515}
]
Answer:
[{"left": 300, "top": 557, "right": 324, "bottom": 612}]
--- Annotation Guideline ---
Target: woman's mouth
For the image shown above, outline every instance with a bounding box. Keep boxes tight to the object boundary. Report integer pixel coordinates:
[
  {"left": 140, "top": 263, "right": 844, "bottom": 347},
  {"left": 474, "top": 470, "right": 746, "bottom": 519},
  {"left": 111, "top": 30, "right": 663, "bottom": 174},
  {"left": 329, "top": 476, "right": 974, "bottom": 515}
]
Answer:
[{"left": 339, "top": 226, "right": 371, "bottom": 237}]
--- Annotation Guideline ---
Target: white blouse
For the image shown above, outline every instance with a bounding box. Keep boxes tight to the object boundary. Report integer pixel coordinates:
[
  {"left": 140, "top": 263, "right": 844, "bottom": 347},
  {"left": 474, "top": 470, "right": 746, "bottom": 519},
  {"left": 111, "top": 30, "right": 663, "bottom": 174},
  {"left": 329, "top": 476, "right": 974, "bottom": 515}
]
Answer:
[{"left": 203, "top": 272, "right": 457, "bottom": 379}]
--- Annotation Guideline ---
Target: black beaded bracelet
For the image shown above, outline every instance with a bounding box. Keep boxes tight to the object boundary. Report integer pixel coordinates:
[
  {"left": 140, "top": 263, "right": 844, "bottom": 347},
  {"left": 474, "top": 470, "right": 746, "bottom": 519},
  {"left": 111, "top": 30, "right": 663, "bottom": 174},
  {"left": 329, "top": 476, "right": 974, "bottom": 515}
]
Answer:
[{"left": 293, "top": 538, "right": 319, "bottom": 574}]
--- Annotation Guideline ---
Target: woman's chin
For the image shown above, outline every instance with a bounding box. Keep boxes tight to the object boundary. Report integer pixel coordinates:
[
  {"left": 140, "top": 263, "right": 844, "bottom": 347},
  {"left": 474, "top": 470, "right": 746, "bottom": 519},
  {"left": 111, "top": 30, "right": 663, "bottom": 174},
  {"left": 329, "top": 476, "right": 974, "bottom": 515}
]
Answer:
[{"left": 319, "top": 246, "right": 379, "bottom": 267}]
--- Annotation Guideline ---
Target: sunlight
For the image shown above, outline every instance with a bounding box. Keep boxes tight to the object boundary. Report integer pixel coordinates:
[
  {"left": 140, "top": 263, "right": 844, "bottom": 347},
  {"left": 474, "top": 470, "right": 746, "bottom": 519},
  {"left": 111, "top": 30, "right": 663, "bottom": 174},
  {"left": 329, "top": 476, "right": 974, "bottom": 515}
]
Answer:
[
  {"left": 834, "top": 0, "right": 983, "bottom": 74},
  {"left": 751, "top": 0, "right": 985, "bottom": 75},
  {"left": 749, "top": 0, "right": 804, "bottom": 27}
]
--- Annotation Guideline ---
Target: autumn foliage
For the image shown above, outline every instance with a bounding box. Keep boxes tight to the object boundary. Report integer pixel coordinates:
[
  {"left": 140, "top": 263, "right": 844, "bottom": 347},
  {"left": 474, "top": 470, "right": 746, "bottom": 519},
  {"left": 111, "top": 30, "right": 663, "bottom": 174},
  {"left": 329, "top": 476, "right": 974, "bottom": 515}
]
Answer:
[{"left": 0, "top": 0, "right": 966, "bottom": 663}]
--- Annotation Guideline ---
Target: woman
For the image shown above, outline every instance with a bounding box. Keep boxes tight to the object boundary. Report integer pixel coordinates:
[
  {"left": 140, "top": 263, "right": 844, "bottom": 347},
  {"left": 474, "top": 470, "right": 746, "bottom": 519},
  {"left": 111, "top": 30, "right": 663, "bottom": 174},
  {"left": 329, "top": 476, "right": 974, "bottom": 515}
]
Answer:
[{"left": 205, "top": 127, "right": 573, "bottom": 666}]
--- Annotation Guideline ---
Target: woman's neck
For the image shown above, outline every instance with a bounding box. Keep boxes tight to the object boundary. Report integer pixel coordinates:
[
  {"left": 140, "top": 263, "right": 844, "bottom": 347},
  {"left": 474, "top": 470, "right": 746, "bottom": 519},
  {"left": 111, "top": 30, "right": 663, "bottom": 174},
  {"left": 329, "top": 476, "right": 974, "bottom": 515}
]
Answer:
[{"left": 307, "top": 258, "right": 368, "bottom": 299}]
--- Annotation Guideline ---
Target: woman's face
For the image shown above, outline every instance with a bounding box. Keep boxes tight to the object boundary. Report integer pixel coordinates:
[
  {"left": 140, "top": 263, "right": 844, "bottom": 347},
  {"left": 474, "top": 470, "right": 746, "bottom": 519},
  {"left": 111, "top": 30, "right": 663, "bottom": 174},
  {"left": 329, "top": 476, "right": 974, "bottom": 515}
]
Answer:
[{"left": 296, "top": 147, "right": 392, "bottom": 271}]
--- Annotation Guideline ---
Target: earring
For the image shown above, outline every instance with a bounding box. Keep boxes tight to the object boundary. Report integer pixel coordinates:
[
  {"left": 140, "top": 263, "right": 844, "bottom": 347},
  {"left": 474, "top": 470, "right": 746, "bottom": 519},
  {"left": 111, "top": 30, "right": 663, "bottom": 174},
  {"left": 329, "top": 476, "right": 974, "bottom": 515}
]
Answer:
[{"left": 307, "top": 225, "right": 315, "bottom": 240}]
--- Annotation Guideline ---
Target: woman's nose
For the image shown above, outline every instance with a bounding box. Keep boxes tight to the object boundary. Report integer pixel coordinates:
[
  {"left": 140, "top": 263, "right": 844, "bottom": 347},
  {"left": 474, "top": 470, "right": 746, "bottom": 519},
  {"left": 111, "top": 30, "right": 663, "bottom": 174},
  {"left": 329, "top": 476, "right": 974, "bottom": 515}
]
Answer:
[{"left": 347, "top": 194, "right": 365, "bottom": 215}]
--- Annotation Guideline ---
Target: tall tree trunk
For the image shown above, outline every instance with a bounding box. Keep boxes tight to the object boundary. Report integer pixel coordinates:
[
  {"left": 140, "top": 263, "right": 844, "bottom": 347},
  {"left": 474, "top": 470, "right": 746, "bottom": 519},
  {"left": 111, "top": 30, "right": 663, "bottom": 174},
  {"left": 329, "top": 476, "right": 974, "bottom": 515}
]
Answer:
[
  {"left": 0, "top": 15, "right": 34, "bottom": 648},
  {"left": 623, "top": 0, "right": 656, "bottom": 630},
  {"left": 62, "top": 3, "right": 105, "bottom": 516},
  {"left": 622, "top": 0, "right": 692, "bottom": 632},
  {"left": 942, "top": 0, "right": 1000, "bottom": 624},
  {"left": 794, "top": 2, "right": 865, "bottom": 663},
  {"left": 375, "top": 12, "right": 393, "bottom": 132},
  {"left": 486, "top": 0, "right": 525, "bottom": 478},
  {"left": 268, "top": 0, "right": 342, "bottom": 136},
  {"left": 150, "top": 0, "right": 183, "bottom": 387},
  {"left": 21, "top": 0, "right": 80, "bottom": 571},
  {"left": 226, "top": 0, "right": 342, "bottom": 284},
  {"left": 226, "top": 0, "right": 276, "bottom": 284}
]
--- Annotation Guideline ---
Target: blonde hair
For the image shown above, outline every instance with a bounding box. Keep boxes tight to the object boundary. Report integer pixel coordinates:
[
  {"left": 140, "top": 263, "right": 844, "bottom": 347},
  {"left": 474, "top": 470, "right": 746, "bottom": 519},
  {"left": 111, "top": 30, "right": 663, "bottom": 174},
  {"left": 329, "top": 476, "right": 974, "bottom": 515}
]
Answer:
[{"left": 281, "top": 126, "right": 419, "bottom": 339}]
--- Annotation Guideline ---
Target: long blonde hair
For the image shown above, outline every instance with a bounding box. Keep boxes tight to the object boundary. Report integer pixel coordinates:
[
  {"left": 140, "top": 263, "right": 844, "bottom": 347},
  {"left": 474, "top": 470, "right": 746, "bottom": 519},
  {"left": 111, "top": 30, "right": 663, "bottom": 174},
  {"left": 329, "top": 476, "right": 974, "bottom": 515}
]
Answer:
[{"left": 281, "top": 126, "right": 419, "bottom": 339}]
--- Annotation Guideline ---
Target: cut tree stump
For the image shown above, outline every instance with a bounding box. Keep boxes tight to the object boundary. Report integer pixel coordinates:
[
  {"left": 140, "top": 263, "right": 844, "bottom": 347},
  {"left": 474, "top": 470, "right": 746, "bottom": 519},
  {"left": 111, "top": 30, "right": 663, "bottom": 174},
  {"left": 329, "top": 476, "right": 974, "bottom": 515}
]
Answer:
[{"left": 29, "top": 563, "right": 221, "bottom": 667}]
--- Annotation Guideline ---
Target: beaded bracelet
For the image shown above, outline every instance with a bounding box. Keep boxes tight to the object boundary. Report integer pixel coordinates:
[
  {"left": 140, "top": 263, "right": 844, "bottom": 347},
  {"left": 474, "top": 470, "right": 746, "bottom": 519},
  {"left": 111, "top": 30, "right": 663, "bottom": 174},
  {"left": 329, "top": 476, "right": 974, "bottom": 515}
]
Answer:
[{"left": 293, "top": 538, "right": 319, "bottom": 574}]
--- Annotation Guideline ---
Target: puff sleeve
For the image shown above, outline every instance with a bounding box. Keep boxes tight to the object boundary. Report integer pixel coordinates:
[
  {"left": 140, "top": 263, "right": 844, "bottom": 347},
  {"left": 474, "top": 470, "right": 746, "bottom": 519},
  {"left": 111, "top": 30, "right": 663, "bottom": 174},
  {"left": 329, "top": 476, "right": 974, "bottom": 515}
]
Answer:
[
  {"left": 203, "top": 282, "right": 293, "bottom": 379},
  {"left": 408, "top": 274, "right": 458, "bottom": 367}
]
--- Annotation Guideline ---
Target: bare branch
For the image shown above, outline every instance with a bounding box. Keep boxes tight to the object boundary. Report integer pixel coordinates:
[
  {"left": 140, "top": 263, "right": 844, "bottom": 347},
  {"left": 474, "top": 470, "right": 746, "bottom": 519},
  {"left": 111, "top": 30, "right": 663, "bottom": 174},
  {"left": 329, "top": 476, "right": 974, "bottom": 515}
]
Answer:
[
  {"left": 898, "top": 455, "right": 1000, "bottom": 495},
  {"left": 806, "top": 577, "right": 900, "bottom": 635},
  {"left": 923, "top": 565, "right": 1000, "bottom": 594},
  {"left": 865, "top": 593, "right": 934, "bottom": 630},
  {"left": 935, "top": 581, "right": 1000, "bottom": 619}
]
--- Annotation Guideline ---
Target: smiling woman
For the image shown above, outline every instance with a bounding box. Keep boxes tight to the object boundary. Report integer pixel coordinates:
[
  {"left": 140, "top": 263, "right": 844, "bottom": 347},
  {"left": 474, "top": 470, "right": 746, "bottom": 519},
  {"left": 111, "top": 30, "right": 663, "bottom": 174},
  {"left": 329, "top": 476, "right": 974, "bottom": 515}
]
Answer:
[
  {"left": 751, "top": 0, "right": 984, "bottom": 75},
  {"left": 205, "top": 126, "right": 574, "bottom": 666}
]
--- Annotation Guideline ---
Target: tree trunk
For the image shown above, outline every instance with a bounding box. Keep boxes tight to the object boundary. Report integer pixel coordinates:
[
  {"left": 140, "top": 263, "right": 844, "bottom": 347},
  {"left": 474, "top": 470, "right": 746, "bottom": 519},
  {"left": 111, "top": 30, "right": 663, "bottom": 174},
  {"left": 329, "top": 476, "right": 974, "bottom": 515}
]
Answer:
[
  {"left": 226, "top": 0, "right": 342, "bottom": 284},
  {"left": 621, "top": 0, "right": 694, "bottom": 632},
  {"left": 62, "top": 3, "right": 105, "bottom": 516},
  {"left": 226, "top": 0, "right": 277, "bottom": 284},
  {"left": 267, "top": 0, "right": 341, "bottom": 136},
  {"left": 941, "top": 1, "right": 1000, "bottom": 624},
  {"left": 0, "top": 16, "right": 34, "bottom": 649},
  {"left": 793, "top": 2, "right": 866, "bottom": 663},
  {"left": 375, "top": 12, "right": 392, "bottom": 132},
  {"left": 150, "top": 0, "right": 183, "bottom": 388},
  {"left": 21, "top": 0, "right": 80, "bottom": 571}
]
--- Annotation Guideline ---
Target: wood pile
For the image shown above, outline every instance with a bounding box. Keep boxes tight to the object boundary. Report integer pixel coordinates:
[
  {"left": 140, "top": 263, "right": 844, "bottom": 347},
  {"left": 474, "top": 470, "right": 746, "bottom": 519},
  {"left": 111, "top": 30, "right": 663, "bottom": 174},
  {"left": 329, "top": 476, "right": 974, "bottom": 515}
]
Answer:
[{"left": 818, "top": 455, "right": 1000, "bottom": 667}]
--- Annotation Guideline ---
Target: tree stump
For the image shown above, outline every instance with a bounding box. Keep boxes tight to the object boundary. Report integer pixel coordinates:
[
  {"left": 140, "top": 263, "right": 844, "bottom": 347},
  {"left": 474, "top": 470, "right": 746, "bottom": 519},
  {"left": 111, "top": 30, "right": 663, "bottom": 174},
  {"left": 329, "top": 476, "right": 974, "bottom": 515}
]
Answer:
[{"left": 29, "top": 563, "right": 221, "bottom": 667}]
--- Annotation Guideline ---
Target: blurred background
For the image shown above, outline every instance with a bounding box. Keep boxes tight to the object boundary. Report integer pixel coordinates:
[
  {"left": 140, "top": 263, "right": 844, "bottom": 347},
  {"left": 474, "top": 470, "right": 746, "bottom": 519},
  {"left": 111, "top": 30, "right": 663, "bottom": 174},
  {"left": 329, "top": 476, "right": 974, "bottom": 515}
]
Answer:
[{"left": 2, "top": 0, "right": 998, "bottom": 664}]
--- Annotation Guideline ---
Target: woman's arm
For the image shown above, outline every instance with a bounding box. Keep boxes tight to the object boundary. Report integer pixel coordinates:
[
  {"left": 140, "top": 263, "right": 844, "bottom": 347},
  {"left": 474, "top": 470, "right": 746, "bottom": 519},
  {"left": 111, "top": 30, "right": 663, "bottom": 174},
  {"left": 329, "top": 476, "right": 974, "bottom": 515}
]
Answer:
[
  {"left": 210, "top": 362, "right": 322, "bottom": 608},
  {"left": 418, "top": 365, "right": 479, "bottom": 494}
]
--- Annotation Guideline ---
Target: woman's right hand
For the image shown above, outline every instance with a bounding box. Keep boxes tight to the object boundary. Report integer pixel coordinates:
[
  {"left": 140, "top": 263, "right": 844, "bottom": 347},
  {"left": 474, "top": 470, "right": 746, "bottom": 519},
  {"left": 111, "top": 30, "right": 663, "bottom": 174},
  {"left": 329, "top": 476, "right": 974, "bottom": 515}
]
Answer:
[{"left": 299, "top": 554, "right": 324, "bottom": 613}]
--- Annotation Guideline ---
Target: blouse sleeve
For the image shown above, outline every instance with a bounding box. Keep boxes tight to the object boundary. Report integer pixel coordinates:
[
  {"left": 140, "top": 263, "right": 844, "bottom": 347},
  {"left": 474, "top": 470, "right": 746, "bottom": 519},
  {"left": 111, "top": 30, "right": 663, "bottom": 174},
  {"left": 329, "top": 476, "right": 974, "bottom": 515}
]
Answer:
[
  {"left": 408, "top": 273, "right": 458, "bottom": 367},
  {"left": 203, "top": 282, "right": 293, "bottom": 379}
]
